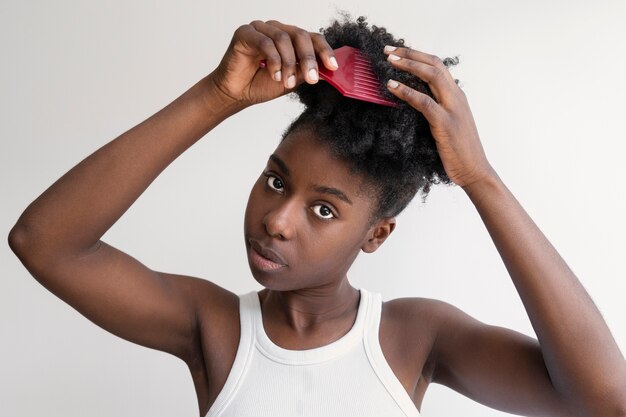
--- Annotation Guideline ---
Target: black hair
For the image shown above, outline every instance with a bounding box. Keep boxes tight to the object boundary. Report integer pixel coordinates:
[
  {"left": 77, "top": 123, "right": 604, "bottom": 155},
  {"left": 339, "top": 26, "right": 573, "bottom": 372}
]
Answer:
[{"left": 281, "top": 12, "right": 458, "bottom": 222}]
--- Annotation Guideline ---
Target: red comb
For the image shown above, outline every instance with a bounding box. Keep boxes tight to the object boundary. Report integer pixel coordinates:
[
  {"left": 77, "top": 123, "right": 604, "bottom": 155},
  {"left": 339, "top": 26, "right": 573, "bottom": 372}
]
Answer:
[{"left": 259, "top": 45, "right": 399, "bottom": 108}]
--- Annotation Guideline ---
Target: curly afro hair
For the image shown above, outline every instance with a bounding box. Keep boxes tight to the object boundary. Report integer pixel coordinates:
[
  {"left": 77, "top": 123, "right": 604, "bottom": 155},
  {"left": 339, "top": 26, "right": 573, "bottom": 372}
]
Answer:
[{"left": 281, "top": 12, "right": 459, "bottom": 222}]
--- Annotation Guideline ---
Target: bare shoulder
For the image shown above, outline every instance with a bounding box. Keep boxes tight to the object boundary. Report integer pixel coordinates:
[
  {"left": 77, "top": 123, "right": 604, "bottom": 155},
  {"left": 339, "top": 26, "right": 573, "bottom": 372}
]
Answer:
[
  {"left": 380, "top": 296, "right": 468, "bottom": 381},
  {"left": 381, "top": 295, "right": 461, "bottom": 335},
  {"left": 382, "top": 296, "right": 577, "bottom": 417},
  {"left": 154, "top": 271, "right": 240, "bottom": 328},
  {"left": 135, "top": 270, "right": 238, "bottom": 370},
  {"left": 176, "top": 276, "right": 241, "bottom": 388},
  {"left": 382, "top": 296, "right": 455, "bottom": 320},
  {"left": 184, "top": 276, "right": 240, "bottom": 351},
  {"left": 186, "top": 275, "right": 240, "bottom": 318}
]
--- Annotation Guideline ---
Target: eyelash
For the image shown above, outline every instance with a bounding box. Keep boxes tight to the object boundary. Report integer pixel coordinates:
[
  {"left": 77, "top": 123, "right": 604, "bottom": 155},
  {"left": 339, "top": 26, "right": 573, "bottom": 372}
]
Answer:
[{"left": 262, "top": 173, "right": 337, "bottom": 221}]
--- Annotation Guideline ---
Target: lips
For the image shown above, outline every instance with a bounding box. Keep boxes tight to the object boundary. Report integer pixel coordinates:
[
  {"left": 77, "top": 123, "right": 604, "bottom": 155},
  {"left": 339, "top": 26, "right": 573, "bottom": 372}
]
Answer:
[{"left": 249, "top": 238, "right": 288, "bottom": 266}]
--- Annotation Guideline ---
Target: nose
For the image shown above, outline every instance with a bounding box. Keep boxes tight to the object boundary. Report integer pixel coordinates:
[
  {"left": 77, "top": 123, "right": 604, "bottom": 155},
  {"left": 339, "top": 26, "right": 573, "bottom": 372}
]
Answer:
[{"left": 263, "top": 199, "right": 297, "bottom": 241}]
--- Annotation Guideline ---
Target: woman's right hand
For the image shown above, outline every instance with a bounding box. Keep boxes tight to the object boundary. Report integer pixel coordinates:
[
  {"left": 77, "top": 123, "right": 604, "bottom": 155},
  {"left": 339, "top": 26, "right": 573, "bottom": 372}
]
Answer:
[{"left": 209, "top": 20, "right": 339, "bottom": 108}]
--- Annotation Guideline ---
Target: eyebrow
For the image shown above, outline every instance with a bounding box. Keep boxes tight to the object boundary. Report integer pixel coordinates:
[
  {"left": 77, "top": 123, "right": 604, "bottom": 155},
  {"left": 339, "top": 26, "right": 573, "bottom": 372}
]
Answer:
[
  {"left": 268, "top": 154, "right": 353, "bottom": 205},
  {"left": 269, "top": 154, "right": 290, "bottom": 177},
  {"left": 312, "top": 185, "right": 353, "bottom": 205}
]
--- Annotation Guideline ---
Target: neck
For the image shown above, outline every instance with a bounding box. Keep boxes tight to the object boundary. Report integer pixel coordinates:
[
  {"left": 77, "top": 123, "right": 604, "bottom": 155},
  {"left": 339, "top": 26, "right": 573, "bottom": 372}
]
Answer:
[{"left": 258, "top": 279, "right": 360, "bottom": 332}]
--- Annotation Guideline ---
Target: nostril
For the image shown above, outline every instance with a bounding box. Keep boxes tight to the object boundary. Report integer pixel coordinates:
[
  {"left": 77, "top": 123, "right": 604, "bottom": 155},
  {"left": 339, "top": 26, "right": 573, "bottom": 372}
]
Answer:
[
  {"left": 264, "top": 220, "right": 286, "bottom": 240},
  {"left": 262, "top": 198, "right": 298, "bottom": 241},
  {"left": 263, "top": 210, "right": 293, "bottom": 241}
]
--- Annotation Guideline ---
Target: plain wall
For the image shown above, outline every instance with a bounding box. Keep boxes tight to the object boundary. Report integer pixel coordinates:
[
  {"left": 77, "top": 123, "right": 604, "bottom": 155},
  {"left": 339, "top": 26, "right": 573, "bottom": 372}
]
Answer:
[{"left": 2, "top": 1, "right": 625, "bottom": 416}]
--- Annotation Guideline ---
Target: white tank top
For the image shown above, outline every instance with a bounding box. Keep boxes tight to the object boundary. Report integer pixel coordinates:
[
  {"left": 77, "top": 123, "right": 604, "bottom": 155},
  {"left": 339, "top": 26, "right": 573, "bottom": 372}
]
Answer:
[{"left": 205, "top": 287, "right": 421, "bottom": 417}]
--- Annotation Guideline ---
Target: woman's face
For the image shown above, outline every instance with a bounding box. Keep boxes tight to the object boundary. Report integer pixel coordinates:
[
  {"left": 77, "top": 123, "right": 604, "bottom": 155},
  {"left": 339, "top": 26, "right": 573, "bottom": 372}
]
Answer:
[{"left": 243, "top": 128, "right": 393, "bottom": 291}]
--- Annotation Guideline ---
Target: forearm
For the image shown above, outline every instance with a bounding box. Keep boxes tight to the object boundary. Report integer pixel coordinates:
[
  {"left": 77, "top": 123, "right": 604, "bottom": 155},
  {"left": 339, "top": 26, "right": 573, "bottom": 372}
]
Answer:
[
  {"left": 463, "top": 172, "right": 626, "bottom": 415},
  {"left": 9, "top": 73, "right": 244, "bottom": 260}
]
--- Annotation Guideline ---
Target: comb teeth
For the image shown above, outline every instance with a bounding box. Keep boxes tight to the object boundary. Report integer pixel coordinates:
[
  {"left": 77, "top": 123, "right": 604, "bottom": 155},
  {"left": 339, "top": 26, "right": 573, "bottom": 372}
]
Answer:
[
  {"left": 322, "top": 46, "right": 398, "bottom": 107},
  {"left": 352, "top": 56, "right": 391, "bottom": 102}
]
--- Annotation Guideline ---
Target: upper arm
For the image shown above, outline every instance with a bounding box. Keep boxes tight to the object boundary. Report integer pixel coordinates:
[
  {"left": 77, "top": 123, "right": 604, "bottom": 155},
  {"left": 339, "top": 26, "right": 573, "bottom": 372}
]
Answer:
[
  {"left": 427, "top": 300, "right": 576, "bottom": 417},
  {"left": 14, "top": 239, "right": 232, "bottom": 365}
]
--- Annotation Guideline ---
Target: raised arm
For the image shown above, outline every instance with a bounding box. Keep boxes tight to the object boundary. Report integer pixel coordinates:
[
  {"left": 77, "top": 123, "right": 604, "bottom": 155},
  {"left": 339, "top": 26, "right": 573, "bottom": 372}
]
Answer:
[
  {"left": 384, "top": 46, "right": 626, "bottom": 416},
  {"left": 7, "top": 71, "right": 246, "bottom": 363},
  {"left": 8, "top": 20, "right": 339, "bottom": 364}
]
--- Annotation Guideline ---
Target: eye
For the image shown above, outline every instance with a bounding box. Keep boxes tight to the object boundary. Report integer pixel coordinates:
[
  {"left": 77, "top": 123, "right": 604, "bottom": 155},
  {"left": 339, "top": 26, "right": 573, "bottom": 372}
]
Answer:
[
  {"left": 265, "top": 174, "right": 284, "bottom": 192},
  {"left": 312, "top": 204, "right": 335, "bottom": 220}
]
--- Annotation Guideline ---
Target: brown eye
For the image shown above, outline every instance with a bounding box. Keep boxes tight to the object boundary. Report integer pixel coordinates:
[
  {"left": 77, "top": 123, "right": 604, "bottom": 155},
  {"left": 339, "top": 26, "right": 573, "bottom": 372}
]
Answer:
[
  {"left": 266, "top": 175, "right": 284, "bottom": 192},
  {"left": 312, "top": 204, "right": 334, "bottom": 220}
]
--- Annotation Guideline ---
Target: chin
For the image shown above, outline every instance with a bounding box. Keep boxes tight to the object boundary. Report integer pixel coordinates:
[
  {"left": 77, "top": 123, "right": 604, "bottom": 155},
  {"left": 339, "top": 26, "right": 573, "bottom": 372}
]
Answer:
[{"left": 248, "top": 265, "right": 301, "bottom": 292}]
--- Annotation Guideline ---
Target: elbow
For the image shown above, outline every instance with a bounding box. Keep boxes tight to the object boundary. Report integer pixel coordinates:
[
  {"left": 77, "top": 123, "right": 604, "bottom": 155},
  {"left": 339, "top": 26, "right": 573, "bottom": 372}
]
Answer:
[
  {"left": 8, "top": 224, "right": 30, "bottom": 257},
  {"left": 8, "top": 223, "right": 56, "bottom": 280},
  {"left": 8, "top": 222, "right": 48, "bottom": 265}
]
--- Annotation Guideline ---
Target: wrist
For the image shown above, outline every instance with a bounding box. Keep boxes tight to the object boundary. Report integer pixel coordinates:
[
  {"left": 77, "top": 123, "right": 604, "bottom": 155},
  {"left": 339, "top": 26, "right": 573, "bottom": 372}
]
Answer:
[
  {"left": 196, "top": 73, "right": 248, "bottom": 118},
  {"left": 461, "top": 166, "right": 503, "bottom": 202}
]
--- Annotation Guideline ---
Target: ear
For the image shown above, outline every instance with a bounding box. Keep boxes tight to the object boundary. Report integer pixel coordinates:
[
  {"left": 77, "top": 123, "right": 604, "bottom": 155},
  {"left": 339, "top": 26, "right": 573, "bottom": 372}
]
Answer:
[{"left": 361, "top": 217, "right": 396, "bottom": 253}]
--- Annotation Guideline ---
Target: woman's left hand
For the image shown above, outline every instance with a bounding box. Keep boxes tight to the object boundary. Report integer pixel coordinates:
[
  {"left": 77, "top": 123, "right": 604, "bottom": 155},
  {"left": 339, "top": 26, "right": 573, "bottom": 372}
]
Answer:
[{"left": 384, "top": 46, "right": 495, "bottom": 189}]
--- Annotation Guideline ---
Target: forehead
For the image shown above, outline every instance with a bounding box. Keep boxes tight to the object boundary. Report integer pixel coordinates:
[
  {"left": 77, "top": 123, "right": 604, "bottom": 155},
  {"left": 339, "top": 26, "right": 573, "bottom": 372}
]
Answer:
[{"left": 272, "top": 129, "right": 373, "bottom": 202}]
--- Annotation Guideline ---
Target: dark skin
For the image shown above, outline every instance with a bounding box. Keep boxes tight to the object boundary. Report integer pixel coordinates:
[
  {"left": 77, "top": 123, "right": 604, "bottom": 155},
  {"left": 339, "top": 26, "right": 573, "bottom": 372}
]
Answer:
[
  {"left": 8, "top": 19, "right": 626, "bottom": 417},
  {"left": 243, "top": 128, "right": 390, "bottom": 315}
]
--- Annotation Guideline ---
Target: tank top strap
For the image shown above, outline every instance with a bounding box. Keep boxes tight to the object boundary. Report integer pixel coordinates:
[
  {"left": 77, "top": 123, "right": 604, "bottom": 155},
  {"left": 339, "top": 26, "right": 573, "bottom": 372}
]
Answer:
[
  {"left": 363, "top": 290, "right": 422, "bottom": 417},
  {"left": 362, "top": 288, "right": 382, "bottom": 337},
  {"left": 206, "top": 289, "right": 421, "bottom": 417}
]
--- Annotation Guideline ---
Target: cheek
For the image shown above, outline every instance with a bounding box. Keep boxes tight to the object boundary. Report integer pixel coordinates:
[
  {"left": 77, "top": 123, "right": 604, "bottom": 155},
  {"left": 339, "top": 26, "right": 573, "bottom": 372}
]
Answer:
[
  {"left": 295, "top": 233, "right": 362, "bottom": 280},
  {"left": 304, "top": 224, "right": 363, "bottom": 261}
]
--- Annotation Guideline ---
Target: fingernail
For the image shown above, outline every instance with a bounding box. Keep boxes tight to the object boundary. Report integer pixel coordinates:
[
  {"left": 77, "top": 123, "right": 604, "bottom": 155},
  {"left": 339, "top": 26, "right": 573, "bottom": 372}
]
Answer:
[
  {"left": 387, "top": 54, "right": 401, "bottom": 61},
  {"left": 287, "top": 74, "right": 296, "bottom": 88},
  {"left": 274, "top": 70, "right": 282, "bottom": 81},
  {"left": 329, "top": 56, "right": 338, "bottom": 68},
  {"left": 308, "top": 68, "right": 318, "bottom": 82},
  {"left": 384, "top": 45, "right": 397, "bottom": 53},
  {"left": 387, "top": 79, "right": 399, "bottom": 88}
]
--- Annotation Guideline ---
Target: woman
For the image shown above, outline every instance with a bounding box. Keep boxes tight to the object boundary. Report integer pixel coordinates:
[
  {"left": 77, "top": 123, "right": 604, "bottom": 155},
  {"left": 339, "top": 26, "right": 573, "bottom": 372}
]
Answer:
[{"left": 9, "top": 15, "right": 626, "bottom": 417}]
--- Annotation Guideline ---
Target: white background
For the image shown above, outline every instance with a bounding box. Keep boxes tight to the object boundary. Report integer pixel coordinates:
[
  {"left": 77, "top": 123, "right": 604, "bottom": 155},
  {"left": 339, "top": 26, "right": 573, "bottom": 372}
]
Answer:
[{"left": 2, "top": 1, "right": 625, "bottom": 416}]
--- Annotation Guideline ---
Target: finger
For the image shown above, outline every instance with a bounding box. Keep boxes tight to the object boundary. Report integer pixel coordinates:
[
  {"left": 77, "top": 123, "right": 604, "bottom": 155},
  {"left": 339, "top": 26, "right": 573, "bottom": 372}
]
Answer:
[
  {"left": 310, "top": 32, "right": 339, "bottom": 72},
  {"left": 266, "top": 20, "right": 322, "bottom": 85},
  {"left": 384, "top": 46, "right": 457, "bottom": 103},
  {"left": 238, "top": 22, "right": 284, "bottom": 83},
  {"left": 384, "top": 46, "right": 453, "bottom": 78},
  {"left": 386, "top": 79, "right": 443, "bottom": 123},
  {"left": 249, "top": 20, "right": 299, "bottom": 88}
]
